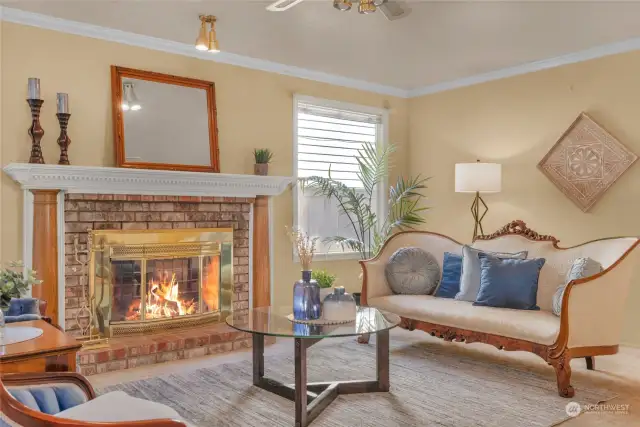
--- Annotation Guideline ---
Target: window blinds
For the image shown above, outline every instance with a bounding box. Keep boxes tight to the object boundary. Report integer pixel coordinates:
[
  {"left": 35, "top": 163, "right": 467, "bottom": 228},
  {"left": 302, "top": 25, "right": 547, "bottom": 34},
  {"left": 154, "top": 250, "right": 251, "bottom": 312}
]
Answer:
[{"left": 296, "top": 102, "right": 381, "bottom": 188}]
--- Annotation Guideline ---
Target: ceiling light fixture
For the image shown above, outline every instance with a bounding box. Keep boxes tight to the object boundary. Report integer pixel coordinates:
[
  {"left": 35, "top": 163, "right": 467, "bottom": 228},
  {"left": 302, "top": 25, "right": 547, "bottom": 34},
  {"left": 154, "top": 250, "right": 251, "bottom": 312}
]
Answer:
[
  {"left": 358, "top": 0, "right": 376, "bottom": 14},
  {"left": 267, "top": 0, "right": 412, "bottom": 20},
  {"left": 195, "top": 15, "right": 220, "bottom": 53},
  {"left": 195, "top": 17, "right": 208, "bottom": 51},
  {"left": 333, "top": 0, "right": 352, "bottom": 11},
  {"left": 208, "top": 17, "right": 220, "bottom": 53}
]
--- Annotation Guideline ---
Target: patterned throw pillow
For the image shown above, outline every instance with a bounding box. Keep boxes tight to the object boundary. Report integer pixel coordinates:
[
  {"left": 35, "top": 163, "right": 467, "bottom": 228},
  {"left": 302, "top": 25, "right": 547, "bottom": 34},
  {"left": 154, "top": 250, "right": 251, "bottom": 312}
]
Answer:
[
  {"left": 552, "top": 258, "right": 603, "bottom": 316},
  {"left": 434, "top": 252, "right": 463, "bottom": 298},
  {"left": 474, "top": 254, "right": 546, "bottom": 310},
  {"left": 385, "top": 247, "right": 441, "bottom": 295},
  {"left": 455, "top": 246, "right": 528, "bottom": 302}
]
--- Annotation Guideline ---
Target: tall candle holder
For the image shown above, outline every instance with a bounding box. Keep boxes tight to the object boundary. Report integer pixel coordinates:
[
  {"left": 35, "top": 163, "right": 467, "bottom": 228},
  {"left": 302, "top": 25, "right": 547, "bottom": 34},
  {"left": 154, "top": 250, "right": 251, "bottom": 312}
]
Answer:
[
  {"left": 27, "top": 99, "right": 45, "bottom": 164},
  {"left": 56, "top": 113, "right": 72, "bottom": 165}
]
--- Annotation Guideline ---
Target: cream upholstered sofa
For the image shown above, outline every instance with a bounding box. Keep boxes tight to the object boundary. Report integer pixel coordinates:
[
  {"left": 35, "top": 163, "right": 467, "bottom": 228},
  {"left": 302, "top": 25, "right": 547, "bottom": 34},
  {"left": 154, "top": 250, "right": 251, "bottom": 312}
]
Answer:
[{"left": 359, "top": 220, "right": 640, "bottom": 397}]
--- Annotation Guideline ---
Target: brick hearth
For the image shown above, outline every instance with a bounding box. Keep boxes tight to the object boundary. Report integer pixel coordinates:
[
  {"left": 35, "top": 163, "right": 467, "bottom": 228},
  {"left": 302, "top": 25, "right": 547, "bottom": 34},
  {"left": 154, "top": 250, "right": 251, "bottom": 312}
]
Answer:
[
  {"left": 63, "top": 193, "right": 255, "bottom": 374},
  {"left": 77, "top": 323, "right": 252, "bottom": 376}
]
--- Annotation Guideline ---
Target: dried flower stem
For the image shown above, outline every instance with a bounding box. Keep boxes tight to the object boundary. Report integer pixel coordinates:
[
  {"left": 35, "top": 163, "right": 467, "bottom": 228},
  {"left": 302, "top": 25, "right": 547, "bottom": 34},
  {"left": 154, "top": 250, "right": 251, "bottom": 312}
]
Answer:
[{"left": 285, "top": 226, "right": 318, "bottom": 271}]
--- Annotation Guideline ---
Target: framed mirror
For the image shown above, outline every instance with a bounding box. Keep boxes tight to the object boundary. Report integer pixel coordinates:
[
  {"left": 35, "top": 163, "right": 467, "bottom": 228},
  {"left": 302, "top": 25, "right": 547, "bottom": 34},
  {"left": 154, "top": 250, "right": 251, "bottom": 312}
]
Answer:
[{"left": 111, "top": 66, "right": 219, "bottom": 172}]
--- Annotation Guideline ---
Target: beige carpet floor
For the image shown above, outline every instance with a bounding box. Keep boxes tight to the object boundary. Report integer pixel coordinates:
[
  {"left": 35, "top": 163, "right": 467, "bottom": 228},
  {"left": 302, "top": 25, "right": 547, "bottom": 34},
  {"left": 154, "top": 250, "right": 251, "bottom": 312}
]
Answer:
[{"left": 95, "top": 330, "right": 628, "bottom": 427}]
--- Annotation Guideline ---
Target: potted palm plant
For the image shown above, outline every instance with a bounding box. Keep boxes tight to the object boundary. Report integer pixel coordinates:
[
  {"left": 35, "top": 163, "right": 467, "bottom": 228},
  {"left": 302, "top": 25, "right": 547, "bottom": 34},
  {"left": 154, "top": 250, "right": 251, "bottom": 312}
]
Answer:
[
  {"left": 299, "top": 141, "right": 429, "bottom": 261},
  {"left": 253, "top": 149, "right": 273, "bottom": 176}
]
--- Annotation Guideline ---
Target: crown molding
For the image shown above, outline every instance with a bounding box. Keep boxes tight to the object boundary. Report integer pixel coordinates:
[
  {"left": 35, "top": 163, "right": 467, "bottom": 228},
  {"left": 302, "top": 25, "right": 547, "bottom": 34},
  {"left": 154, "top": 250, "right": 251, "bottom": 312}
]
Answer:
[
  {"left": 2, "top": 6, "right": 640, "bottom": 99},
  {"left": 3, "top": 163, "right": 292, "bottom": 197},
  {"left": 408, "top": 37, "right": 640, "bottom": 97},
  {"left": 0, "top": 6, "right": 409, "bottom": 98}
]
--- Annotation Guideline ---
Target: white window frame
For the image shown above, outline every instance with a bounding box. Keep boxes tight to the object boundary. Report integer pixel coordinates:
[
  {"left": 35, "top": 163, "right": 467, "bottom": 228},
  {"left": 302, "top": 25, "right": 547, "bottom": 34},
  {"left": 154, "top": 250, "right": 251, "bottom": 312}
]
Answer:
[{"left": 292, "top": 94, "right": 389, "bottom": 261}]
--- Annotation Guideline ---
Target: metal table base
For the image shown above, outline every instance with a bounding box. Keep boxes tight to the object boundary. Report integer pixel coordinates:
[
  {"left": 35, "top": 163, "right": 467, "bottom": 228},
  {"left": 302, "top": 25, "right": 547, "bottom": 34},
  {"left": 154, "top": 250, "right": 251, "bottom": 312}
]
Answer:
[{"left": 252, "top": 331, "right": 390, "bottom": 427}]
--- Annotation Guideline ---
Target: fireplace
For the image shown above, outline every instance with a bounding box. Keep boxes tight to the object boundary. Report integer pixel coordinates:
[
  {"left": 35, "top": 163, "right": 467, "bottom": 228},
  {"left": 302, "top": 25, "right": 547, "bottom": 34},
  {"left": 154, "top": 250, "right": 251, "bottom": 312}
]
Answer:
[{"left": 89, "top": 228, "right": 233, "bottom": 337}]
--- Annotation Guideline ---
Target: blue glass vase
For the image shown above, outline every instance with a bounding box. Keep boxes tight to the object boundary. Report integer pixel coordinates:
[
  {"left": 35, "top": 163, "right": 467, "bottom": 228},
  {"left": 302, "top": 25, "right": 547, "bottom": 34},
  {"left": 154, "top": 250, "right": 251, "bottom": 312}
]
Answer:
[{"left": 293, "top": 270, "right": 321, "bottom": 321}]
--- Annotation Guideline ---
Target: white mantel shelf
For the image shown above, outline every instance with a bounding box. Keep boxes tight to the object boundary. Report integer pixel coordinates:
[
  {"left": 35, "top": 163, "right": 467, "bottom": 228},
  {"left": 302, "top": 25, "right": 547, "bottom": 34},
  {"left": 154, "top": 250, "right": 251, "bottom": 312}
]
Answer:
[{"left": 3, "top": 163, "right": 292, "bottom": 197}]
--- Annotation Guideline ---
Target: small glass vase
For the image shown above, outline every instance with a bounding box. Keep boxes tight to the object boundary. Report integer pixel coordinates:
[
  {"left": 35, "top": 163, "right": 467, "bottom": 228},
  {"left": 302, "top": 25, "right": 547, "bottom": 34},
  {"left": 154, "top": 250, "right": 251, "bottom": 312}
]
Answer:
[
  {"left": 322, "top": 286, "right": 357, "bottom": 322},
  {"left": 293, "top": 270, "right": 321, "bottom": 321}
]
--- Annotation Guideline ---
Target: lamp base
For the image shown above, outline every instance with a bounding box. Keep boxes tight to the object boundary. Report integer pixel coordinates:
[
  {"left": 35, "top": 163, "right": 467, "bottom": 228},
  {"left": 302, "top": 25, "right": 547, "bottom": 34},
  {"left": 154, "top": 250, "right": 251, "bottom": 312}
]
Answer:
[{"left": 470, "top": 192, "right": 488, "bottom": 241}]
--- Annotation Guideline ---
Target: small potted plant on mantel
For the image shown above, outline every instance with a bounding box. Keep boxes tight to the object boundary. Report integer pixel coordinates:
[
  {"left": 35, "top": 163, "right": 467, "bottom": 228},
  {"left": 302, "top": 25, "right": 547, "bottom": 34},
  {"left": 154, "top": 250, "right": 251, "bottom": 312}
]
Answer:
[
  {"left": 312, "top": 270, "right": 337, "bottom": 301},
  {"left": 253, "top": 149, "right": 273, "bottom": 176}
]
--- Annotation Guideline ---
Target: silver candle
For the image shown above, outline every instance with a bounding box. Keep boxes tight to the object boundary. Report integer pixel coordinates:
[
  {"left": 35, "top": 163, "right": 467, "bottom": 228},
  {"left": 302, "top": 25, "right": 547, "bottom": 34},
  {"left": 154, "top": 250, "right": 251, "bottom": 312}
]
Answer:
[
  {"left": 57, "top": 93, "right": 69, "bottom": 114},
  {"left": 27, "top": 78, "right": 41, "bottom": 100}
]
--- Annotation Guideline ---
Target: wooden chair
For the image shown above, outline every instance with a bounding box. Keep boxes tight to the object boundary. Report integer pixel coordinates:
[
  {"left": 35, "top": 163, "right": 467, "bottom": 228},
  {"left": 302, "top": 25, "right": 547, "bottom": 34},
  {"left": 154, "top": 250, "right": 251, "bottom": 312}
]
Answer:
[{"left": 1, "top": 372, "right": 186, "bottom": 427}]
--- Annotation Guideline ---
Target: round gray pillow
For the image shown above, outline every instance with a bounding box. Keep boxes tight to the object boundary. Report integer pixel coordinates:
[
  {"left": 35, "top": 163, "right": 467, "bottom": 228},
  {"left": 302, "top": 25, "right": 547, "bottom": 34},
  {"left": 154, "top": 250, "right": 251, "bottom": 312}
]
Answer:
[{"left": 385, "top": 247, "right": 441, "bottom": 295}]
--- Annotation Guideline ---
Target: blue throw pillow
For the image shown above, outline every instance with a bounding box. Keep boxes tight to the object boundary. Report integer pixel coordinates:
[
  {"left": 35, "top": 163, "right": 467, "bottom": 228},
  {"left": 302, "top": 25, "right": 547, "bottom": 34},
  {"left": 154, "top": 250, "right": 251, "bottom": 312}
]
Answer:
[
  {"left": 473, "top": 255, "right": 546, "bottom": 310},
  {"left": 434, "top": 252, "right": 462, "bottom": 298},
  {"left": 455, "top": 246, "right": 528, "bottom": 302},
  {"left": 7, "top": 298, "right": 40, "bottom": 316}
]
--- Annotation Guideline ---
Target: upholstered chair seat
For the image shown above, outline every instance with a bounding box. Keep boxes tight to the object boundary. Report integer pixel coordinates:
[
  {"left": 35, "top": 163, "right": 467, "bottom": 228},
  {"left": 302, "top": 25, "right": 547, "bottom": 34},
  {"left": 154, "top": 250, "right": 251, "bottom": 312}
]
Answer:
[
  {"left": 2, "top": 298, "right": 48, "bottom": 324},
  {"left": 8, "top": 383, "right": 89, "bottom": 415},
  {"left": 1, "top": 372, "right": 188, "bottom": 427}
]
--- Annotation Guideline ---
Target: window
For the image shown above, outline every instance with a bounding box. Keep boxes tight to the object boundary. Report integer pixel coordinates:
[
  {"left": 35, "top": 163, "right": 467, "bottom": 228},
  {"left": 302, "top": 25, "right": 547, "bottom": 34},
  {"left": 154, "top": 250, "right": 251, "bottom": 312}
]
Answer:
[{"left": 293, "top": 95, "right": 388, "bottom": 258}]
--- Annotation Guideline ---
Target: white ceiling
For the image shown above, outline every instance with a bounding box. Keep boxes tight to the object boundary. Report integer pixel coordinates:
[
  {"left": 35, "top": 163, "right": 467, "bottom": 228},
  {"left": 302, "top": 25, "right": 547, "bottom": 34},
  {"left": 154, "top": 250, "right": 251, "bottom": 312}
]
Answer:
[{"left": 3, "top": 0, "right": 640, "bottom": 92}]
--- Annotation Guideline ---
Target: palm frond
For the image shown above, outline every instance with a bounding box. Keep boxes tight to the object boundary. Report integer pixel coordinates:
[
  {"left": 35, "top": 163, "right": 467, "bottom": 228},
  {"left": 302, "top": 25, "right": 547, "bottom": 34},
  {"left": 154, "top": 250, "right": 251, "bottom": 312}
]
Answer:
[
  {"left": 356, "top": 141, "right": 395, "bottom": 198},
  {"left": 323, "top": 236, "right": 364, "bottom": 254},
  {"left": 299, "top": 175, "right": 365, "bottom": 247},
  {"left": 388, "top": 175, "right": 430, "bottom": 207},
  {"left": 298, "top": 143, "right": 430, "bottom": 260}
]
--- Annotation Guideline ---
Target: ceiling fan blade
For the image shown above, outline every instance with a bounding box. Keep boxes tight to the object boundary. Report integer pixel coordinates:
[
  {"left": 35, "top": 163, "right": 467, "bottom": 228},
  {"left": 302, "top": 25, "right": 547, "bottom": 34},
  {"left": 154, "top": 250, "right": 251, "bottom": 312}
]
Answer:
[
  {"left": 379, "top": 1, "right": 411, "bottom": 21},
  {"left": 266, "top": 0, "right": 306, "bottom": 12}
]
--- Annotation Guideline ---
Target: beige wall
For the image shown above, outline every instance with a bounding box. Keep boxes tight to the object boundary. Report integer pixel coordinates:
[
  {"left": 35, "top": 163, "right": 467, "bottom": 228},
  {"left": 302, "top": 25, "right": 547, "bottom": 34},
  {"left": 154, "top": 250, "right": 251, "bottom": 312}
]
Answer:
[
  {"left": 0, "top": 23, "right": 409, "bottom": 309},
  {"left": 6, "top": 22, "right": 638, "bottom": 345},
  {"left": 0, "top": 18, "right": 3, "bottom": 262},
  {"left": 409, "top": 50, "right": 640, "bottom": 345}
]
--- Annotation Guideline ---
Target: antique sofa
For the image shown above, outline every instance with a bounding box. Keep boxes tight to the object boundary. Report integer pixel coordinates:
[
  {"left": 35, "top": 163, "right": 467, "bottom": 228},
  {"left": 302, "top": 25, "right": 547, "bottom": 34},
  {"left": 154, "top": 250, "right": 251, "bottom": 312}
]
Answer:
[
  {"left": 359, "top": 220, "right": 640, "bottom": 397},
  {"left": 0, "top": 372, "right": 188, "bottom": 426}
]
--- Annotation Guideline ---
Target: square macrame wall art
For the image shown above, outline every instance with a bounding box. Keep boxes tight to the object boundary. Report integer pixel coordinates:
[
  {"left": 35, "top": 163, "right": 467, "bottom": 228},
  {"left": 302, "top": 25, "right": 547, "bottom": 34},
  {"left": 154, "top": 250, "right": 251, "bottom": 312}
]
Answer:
[{"left": 538, "top": 113, "right": 637, "bottom": 212}]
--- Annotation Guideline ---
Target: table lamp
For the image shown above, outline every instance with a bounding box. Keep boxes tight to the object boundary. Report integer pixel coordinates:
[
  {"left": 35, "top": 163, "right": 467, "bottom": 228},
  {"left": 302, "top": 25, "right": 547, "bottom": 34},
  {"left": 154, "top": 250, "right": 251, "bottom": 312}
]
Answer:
[{"left": 455, "top": 161, "right": 502, "bottom": 240}]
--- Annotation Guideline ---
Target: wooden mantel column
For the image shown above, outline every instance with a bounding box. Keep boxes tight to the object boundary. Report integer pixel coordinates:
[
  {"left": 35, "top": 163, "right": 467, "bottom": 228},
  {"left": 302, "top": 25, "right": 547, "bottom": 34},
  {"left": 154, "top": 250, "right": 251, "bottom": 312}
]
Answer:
[
  {"left": 31, "top": 190, "right": 59, "bottom": 324},
  {"left": 252, "top": 195, "right": 270, "bottom": 308}
]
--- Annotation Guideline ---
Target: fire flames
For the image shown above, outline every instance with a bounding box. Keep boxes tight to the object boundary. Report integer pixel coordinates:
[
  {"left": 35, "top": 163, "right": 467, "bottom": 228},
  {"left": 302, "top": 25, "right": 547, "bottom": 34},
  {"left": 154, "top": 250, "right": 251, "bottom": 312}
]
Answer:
[
  {"left": 124, "top": 257, "right": 219, "bottom": 321},
  {"left": 146, "top": 274, "right": 197, "bottom": 319},
  {"left": 125, "top": 273, "right": 196, "bottom": 321}
]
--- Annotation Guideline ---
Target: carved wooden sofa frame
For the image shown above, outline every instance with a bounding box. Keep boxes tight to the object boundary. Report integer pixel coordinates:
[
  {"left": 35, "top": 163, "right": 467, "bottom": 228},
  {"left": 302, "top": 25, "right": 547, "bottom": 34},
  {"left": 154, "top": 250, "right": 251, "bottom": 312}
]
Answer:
[
  {"left": 0, "top": 372, "right": 186, "bottom": 427},
  {"left": 358, "top": 220, "right": 640, "bottom": 398}
]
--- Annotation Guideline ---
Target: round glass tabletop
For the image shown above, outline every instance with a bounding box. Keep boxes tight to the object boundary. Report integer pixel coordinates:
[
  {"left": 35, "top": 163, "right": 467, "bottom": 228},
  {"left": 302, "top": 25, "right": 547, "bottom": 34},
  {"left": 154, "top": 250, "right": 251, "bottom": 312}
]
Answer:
[{"left": 226, "top": 306, "right": 401, "bottom": 339}]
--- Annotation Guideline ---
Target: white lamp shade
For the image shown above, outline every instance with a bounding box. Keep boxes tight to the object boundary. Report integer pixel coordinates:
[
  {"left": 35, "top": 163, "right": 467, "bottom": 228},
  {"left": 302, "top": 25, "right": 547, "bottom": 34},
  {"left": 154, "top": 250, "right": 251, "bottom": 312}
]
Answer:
[{"left": 455, "top": 163, "right": 502, "bottom": 193}]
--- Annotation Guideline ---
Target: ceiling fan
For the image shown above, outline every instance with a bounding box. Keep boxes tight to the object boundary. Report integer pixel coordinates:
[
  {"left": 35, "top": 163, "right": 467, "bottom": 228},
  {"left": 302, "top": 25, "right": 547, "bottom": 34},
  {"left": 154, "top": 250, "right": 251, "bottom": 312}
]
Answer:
[{"left": 266, "top": 0, "right": 411, "bottom": 21}]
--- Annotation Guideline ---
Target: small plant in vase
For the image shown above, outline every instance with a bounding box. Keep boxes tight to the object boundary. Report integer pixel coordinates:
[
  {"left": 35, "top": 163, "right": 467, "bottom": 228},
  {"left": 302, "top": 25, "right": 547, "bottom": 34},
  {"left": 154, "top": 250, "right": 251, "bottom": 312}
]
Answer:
[
  {"left": 286, "top": 227, "right": 321, "bottom": 320},
  {"left": 312, "top": 270, "right": 337, "bottom": 300},
  {"left": 254, "top": 148, "right": 273, "bottom": 176}
]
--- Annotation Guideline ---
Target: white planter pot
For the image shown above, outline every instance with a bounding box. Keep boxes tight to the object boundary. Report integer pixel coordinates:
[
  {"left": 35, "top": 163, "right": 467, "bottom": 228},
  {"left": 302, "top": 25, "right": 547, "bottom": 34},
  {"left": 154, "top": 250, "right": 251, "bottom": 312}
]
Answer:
[{"left": 319, "top": 287, "right": 334, "bottom": 302}]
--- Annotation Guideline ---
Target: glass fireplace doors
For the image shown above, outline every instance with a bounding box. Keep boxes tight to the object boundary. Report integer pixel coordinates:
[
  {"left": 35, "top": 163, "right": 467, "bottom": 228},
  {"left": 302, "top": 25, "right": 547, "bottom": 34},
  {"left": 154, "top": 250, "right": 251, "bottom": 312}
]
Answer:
[{"left": 89, "top": 228, "right": 233, "bottom": 338}]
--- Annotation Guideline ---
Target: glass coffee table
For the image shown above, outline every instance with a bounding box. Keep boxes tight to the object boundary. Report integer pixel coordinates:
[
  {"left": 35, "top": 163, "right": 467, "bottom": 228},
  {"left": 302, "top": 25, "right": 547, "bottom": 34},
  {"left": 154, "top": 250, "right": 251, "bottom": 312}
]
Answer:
[{"left": 226, "top": 306, "right": 401, "bottom": 427}]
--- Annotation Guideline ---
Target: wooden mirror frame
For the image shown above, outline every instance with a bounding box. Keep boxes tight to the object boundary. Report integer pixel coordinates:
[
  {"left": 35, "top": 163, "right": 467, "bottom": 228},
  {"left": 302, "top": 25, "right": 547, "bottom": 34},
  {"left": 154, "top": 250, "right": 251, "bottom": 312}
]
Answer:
[{"left": 111, "top": 66, "right": 220, "bottom": 172}]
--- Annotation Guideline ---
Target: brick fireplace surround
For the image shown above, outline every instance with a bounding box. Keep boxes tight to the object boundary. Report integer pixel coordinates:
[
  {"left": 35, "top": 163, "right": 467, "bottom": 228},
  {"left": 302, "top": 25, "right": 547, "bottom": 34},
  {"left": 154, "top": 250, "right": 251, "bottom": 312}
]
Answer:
[
  {"left": 65, "top": 194, "right": 252, "bottom": 375},
  {"left": 3, "top": 164, "right": 291, "bottom": 375}
]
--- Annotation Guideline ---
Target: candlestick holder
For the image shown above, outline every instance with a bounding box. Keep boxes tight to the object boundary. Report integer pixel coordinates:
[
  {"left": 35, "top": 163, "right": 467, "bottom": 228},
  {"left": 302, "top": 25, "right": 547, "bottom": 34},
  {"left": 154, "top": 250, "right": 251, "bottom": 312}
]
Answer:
[
  {"left": 27, "top": 99, "right": 45, "bottom": 164},
  {"left": 56, "top": 113, "right": 72, "bottom": 165}
]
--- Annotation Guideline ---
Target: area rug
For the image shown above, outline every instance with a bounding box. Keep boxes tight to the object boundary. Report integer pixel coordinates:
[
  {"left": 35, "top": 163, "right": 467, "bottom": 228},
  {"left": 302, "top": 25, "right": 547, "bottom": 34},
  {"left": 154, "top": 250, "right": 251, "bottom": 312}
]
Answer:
[{"left": 100, "top": 337, "right": 614, "bottom": 427}]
